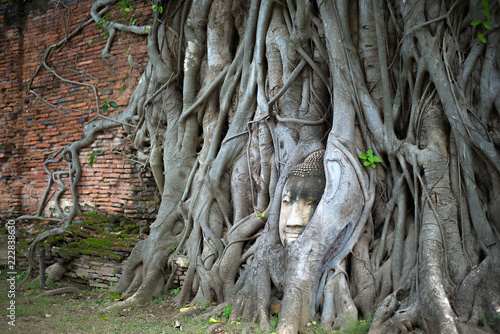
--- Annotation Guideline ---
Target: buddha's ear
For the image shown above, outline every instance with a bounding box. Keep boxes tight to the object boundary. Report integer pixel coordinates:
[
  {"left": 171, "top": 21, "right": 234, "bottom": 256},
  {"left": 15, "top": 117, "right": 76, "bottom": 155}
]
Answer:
[{"left": 324, "top": 158, "right": 343, "bottom": 203}]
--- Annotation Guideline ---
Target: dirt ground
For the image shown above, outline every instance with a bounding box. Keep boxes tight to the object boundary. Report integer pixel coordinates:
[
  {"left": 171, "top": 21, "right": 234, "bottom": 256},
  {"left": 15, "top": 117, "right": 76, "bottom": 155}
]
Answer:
[
  {"left": 0, "top": 267, "right": 379, "bottom": 334},
  {"left": 0, "top": 268, "right": 287, "bottom": 334}
]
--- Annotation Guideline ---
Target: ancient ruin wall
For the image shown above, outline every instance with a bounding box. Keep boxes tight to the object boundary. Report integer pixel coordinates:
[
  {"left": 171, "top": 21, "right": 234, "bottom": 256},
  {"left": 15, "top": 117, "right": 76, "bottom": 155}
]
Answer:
[{"left": 0, "top": 0, "right": 158, "bottom": 221}]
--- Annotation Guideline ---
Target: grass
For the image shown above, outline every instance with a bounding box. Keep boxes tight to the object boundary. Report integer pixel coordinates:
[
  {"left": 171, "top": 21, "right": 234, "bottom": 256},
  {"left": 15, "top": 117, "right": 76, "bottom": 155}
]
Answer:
[
  {"left": 222, "top": 304, "right": 233, "bottom": 319},
  {"left": 0, "top": 269, "right": 381, "bottom": 334},
  {"left": 0, "top": 270, "right": 183, "bottom": 334},
  {"left": 334, "top": 313, "right": 372, "bottom": 334}
]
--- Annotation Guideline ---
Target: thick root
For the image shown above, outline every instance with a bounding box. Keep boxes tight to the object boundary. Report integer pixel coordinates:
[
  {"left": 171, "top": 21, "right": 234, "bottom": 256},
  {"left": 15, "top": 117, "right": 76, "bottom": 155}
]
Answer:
[{"left": 455, "top": 244, "right": 500, "bottom": 333}]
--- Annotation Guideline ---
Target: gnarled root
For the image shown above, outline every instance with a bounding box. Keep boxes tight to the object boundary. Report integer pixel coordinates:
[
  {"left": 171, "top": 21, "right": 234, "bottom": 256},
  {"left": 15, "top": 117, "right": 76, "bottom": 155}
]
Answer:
[{"left": 455, "top": 244, "right": 500, "bottom": 333}]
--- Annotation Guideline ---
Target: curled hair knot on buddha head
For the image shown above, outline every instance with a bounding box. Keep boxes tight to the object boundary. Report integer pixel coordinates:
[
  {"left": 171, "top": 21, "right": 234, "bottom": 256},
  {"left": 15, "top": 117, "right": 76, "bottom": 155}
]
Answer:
[{"left": 286, "top": 149, "right": 325, "bottom": 179}]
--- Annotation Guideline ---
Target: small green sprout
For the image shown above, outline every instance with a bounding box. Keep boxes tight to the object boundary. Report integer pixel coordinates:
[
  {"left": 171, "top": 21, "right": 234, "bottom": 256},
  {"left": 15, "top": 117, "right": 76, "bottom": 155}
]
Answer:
[
  {"left": 256, "top": 212, "right": 265, "bottom": 218},
  {"left": 101, "top": 98, "right": 118, "bottom": 115},
  {"left": 222, "top": 304, "right": 233, "bottom": 319},
  {"left": 151, "top": 4, "right": 163, "bottom": 13},
  {"left": 471, "top": 0, "right": 491, "bottom": 43},
  {"left": 359, "top": 148, "right": 382, "bottom": 168},
  {"left": 88, "top": 150, "right": 101, "bottom": 167},
  {"left": 270, "top": 314, "right": 279, "bottom": 330},
  {"left": 199, "top": 299, "right": 213, "bottom": 309},
  {"left": 119, "top": 84, "right": 129, "bottom": 93},
  {"left": 172, "top": 287, "right": 181, "bottom": 296}
]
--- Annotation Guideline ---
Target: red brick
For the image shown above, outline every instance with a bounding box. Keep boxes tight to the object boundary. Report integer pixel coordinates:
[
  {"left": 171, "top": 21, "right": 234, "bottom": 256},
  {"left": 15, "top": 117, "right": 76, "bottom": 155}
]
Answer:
[{"left": 0, "top": 0, "right": 154, "bottom": 222}]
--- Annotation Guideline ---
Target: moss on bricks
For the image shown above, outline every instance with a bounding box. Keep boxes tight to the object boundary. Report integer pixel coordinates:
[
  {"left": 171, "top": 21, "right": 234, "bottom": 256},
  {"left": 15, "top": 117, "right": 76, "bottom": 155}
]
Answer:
[
  {"left": 15, "top": 215, "right": 145, "bottom": 267},
  {"left": 82, "top": 238, "right": 114, "bottom": 248},
  {"left": 57, "top": 246, "right": 80, "bottom": 260}
]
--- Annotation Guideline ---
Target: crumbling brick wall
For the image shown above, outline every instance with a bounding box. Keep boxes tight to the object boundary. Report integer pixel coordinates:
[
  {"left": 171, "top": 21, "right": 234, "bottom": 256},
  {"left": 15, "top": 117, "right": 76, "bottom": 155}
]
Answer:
[{"left": 0, "top": 0, "right": 158, "bottom": 221}]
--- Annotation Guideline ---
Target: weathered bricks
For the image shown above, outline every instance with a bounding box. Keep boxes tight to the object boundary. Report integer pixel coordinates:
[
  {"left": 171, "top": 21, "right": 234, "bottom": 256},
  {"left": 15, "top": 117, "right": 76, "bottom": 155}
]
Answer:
[{"left": 0, "top": 0, "right": 157, "bottom": 222}]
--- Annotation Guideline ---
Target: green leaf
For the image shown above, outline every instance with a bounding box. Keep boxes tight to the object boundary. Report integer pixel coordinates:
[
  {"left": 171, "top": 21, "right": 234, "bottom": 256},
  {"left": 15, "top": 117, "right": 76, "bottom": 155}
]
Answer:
[
  {"left": 482, "top": 0, "right": 488, "bottom": 8},
  {"left": 368, "top": 156, "right": 375, "bottom": 163},
  {"left": 482, "top": 8, "right": 491, "bottom": 20},
  {"left": 363, "top": 161, "right": 371, "bottom": 167},
  {"left": 102, "top": 104, "right": 109, "bottom": 114},
  {"left": 256, "top": 212, "right": 265, "bottom": 218},
  {"left": 483, "top": 21, "right": 491, "bottom": 29},
  {"left": 159, "top": 6, "right": 163, "bottom": 13},
  {"left": 478, "top": 32, "right": 487, "bottom": 43},
  {"left": 470, "top": 20, "right": 482, "bottom": 26},
  {"left": 359, "top": 153, "right": 367, "bottom": 160},
  {"left": 370, "top": 163, "right": 376, "bottom": 168},
  {"left": 367, "top": 148, "right": 373, "bottom": 156},
  {"left": 373, "top": 155, "right": 383, "bottom": 163},
  {"left": 109, "top": 101, "right": 118, "bottom": 108},
  {"left": 88, "top": 150, "right": 96, "bottom": 167}
]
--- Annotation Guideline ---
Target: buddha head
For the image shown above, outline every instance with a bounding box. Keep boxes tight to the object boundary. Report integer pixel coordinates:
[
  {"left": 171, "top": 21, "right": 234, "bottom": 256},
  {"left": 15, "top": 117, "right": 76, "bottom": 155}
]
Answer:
[{"left": 279, "top": 149, "right": 326, "bottom": 247}]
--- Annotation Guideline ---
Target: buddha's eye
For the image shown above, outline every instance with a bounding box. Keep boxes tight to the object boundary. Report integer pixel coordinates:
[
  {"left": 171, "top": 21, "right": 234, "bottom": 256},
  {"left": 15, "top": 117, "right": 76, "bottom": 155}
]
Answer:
[
  {"left": 282, "top": 195, "right": 291, "bottom": 205},
  {"left": 305, "top": 198, "right": 316, "bottom": 206}
]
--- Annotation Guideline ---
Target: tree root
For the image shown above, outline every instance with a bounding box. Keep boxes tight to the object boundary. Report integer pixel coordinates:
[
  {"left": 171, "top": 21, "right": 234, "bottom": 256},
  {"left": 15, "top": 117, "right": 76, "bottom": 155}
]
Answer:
[{"left": 36, "top": 286, "right": 82, "bottom": 298}]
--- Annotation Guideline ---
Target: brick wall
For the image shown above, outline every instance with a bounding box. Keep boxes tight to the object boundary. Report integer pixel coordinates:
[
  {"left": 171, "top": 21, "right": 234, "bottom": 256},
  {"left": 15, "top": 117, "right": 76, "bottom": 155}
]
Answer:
[{"left": 0, "top": 0, "right": 159, "bottom": 222}]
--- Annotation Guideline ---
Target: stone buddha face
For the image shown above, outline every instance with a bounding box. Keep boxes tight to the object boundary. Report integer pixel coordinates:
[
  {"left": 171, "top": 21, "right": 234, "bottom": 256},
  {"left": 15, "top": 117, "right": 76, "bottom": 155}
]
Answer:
[{"left": 279, "top": 150, "right": 326, "bottom": 247}]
